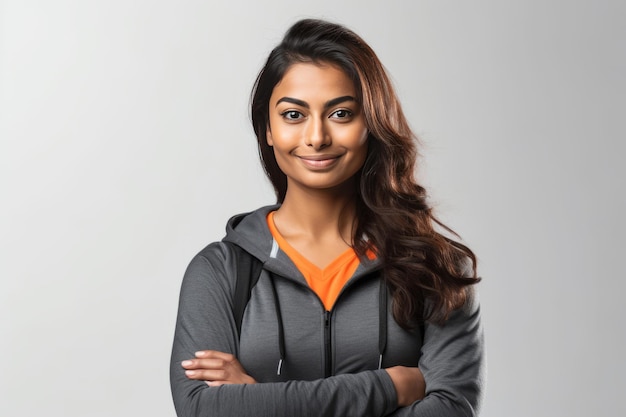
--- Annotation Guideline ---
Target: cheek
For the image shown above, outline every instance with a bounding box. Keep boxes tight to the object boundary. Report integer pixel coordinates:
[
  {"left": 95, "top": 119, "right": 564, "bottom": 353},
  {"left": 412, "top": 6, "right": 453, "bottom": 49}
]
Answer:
[
  {"left": 358, "top": 127, "right": 369, "bottom": 146},
  {"left": 272, "top": 146, "right": 292, "bottom": 177},
  {"left": 346, "top": 124, "right": 369, "bottom": 151}
]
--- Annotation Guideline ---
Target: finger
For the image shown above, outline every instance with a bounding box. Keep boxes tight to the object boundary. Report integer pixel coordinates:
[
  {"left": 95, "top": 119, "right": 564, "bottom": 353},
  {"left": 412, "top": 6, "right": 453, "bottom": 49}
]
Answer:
[
  {"left": 181, "top": 358, "right": 230, "bottom": 370},
  {"left": 194, "top": 350, "right": 236, "bottom": 361},
  {"left": 185, "top": 369, "right": 228, "bottom": 381}
]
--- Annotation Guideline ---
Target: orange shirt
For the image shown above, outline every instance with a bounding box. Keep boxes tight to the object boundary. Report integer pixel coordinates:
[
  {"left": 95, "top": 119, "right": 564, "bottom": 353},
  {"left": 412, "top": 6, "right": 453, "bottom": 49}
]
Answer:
[{"left": 267, "top": 211, "right": 361, "bottom": 311}]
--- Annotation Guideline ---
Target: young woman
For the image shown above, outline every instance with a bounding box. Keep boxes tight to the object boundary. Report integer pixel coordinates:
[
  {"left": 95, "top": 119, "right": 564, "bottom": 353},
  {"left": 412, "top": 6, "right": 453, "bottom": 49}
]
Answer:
[{"left": 170, "top": 19, "right": 484, "bottom": 416}]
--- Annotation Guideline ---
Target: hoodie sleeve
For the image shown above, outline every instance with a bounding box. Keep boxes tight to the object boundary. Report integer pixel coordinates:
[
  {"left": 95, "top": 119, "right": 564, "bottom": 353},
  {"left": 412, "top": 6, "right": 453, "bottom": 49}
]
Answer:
[
  {"left": 170, "top": 243, "right": 398, "bottom": 417},
  {"left": 385, "top": 290, "right": 486, "bottom": 417}
]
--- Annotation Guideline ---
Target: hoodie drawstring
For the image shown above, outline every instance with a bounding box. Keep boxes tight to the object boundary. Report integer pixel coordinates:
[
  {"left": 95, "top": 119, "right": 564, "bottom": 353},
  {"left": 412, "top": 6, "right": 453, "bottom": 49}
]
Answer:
[
  {"left": 268, "top": 273, "right": 286, "bottom": 375},
  {"left": 378, "top": 278, "right": 388, "bottom": 369}
]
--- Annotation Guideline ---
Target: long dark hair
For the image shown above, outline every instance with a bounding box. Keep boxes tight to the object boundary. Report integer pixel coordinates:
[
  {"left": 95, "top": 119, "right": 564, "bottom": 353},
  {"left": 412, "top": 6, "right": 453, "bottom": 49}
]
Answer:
[{"left": 251, "top": 19, "right": 480, "bottom": 327}]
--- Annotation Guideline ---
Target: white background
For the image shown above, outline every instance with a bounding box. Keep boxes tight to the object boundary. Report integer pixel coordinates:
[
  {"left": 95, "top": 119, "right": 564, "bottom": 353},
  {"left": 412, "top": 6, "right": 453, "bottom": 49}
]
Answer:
[{"left": 1, "top": 1, "right": 624, "bottom": 416}]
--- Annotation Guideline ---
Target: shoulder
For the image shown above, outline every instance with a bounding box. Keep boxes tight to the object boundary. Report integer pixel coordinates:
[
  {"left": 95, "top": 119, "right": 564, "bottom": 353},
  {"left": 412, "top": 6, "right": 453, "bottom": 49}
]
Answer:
[
  {"left": 179, "top": 205, "right": 277, "bottom": 298},
  {"left": 182, "top": 241, "right": 240, "bottom": 297}
]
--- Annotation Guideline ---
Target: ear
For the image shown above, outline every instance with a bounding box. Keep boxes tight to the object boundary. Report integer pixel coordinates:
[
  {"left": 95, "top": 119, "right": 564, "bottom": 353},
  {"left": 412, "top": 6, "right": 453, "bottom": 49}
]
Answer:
[{"left": 266, "top": 128, "right": 274, "bottom": 147}]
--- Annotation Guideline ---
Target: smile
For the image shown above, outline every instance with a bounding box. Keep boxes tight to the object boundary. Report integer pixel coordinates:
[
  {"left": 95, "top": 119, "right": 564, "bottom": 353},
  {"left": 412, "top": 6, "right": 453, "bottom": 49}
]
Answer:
[{"left": 297, "top": 154, "right": 342, "bottom": 169}]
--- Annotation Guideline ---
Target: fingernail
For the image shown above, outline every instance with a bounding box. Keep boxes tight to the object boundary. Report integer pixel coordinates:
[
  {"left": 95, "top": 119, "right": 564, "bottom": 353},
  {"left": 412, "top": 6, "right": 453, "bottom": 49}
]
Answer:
[
  {"left": 185, "top": 370, "right": 196, "bottom": 376},
  {"left": 181, "top": 360, "right": 192, "bottom": 367}
]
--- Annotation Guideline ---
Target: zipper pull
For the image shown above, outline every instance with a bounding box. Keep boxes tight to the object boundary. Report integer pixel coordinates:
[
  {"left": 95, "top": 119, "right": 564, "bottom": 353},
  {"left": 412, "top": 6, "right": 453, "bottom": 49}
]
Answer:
[{"left": 276, "top": 358, "right": 283, "bottom": 376}]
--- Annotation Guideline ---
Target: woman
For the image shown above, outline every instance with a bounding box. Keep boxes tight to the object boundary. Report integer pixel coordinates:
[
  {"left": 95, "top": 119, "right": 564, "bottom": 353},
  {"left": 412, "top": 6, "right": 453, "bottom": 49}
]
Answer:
[{"left": 170, "top": 19, "right": 484, "bottom": 416}]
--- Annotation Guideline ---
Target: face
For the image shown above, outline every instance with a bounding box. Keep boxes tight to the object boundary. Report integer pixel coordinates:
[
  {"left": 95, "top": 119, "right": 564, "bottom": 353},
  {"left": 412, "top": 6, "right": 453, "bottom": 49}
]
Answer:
[{"left": 267, "top": 62, "right": 368, "bottom": 195}]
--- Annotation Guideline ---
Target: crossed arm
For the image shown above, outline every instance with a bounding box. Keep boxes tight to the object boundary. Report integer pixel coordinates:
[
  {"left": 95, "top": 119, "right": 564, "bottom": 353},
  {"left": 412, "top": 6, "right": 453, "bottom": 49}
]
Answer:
[{"left": 182, "top": 349, "right": 425, "bottom": 406}]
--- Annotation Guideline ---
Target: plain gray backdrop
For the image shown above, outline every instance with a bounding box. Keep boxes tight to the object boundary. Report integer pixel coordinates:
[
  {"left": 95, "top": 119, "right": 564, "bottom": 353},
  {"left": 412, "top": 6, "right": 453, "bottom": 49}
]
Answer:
[{"left": 1, "top": 1, "right": 624, "bottom": 416}]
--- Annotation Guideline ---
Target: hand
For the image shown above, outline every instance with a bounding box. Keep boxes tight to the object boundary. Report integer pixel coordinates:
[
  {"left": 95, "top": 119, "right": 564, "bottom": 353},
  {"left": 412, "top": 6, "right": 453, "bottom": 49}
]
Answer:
[
  {"left": 385, "top": 366, "right": 425, "bottom": 407},
  {"left": 181, "top": 350, "right": 256, "bottom": 386}
]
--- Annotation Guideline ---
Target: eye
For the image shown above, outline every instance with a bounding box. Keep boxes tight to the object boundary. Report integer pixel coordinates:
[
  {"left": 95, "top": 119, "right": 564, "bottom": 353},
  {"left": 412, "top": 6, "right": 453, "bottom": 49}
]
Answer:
[
  {"left": 281, "top": 110, "right": 304, "bottom": 121},
  {"left": 330, "top": 109, "right": 353, "bottom": 120}
]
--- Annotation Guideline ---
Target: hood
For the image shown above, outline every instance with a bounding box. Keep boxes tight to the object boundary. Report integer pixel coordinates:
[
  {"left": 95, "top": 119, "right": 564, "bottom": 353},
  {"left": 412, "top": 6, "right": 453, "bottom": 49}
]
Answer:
[{"left": 222, "top": 204, "right": 280, "bottom": 263}]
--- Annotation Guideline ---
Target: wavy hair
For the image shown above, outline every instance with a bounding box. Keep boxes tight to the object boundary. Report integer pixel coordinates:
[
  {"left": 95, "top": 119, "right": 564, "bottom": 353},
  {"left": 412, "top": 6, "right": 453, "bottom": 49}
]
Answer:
[{"left": 251, "top": 19, "right": 480, "bottom": 327}]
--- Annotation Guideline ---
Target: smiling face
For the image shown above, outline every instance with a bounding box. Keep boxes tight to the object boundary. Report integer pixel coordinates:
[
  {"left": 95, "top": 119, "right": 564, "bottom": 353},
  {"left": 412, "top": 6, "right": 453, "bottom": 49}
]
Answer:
[{"left": 266, "top": 62, "right": 368, "bottom": 196}]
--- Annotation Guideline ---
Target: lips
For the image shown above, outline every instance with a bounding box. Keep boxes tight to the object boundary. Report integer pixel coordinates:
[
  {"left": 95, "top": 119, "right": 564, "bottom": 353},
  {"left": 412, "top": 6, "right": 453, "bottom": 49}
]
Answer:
[{"left": 297, "top": 154, "right": 342, "bottom": 169}]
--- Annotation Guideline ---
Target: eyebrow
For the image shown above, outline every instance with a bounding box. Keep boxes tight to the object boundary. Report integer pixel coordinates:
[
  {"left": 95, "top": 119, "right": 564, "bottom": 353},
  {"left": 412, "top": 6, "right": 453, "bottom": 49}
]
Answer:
[{"left": 275, "top": 95, "right": 356, "bottom": 109}]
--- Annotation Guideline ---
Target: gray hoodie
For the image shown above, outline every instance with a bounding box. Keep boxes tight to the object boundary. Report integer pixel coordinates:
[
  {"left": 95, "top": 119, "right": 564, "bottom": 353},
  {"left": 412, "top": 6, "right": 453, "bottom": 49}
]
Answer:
[{"left": 170, "top": 205, "right": 485, "bottom": 416}]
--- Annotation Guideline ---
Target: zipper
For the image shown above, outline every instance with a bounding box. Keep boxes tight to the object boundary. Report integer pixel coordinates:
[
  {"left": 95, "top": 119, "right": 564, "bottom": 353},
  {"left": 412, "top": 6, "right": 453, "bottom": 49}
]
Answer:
[
  {"left": 267, "top": 266, "right": 381, "bottom": 378},
  {"left": 324, "top": 310, "right": 332, "bottom": 377}
]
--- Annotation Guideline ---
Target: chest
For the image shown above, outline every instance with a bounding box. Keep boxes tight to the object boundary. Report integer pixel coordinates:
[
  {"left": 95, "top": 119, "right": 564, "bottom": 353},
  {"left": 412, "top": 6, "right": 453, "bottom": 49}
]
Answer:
[{"left": 238, "top": 272, "right": 423, "bottom": 382}]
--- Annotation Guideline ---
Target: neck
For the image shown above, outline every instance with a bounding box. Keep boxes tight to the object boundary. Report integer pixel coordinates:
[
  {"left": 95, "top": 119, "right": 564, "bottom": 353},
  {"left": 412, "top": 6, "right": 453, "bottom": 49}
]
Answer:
[{"left": 274, "top": 181, "right": 359, "bottom": 245}]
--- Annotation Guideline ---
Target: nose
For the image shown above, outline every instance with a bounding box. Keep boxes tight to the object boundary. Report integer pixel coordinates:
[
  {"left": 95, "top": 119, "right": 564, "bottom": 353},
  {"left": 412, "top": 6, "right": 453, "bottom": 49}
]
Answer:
[{"left": 304, "top": 118, "right": 331, "bottom": 150}]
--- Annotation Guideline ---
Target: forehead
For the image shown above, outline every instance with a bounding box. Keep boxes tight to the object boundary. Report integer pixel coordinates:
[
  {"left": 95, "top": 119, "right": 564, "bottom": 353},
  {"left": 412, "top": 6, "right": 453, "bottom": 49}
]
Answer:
[{"left": 271, "top": 62, "right": 356, "bottom": 101}]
